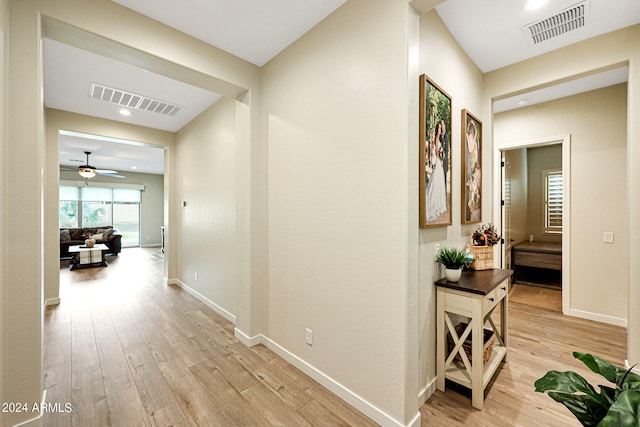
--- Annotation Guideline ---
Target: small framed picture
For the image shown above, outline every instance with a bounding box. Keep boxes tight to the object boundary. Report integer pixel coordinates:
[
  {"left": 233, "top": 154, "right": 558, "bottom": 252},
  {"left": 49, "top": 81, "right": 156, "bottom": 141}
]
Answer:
[{"left": 461, "top": 109, "right": 482, "bottom": 224}]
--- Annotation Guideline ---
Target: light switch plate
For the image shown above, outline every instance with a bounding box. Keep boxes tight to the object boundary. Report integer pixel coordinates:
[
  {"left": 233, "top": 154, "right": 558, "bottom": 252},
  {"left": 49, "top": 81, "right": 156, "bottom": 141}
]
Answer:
[{"left": 603, "top": 232, "right": 614, "bottom": 243}]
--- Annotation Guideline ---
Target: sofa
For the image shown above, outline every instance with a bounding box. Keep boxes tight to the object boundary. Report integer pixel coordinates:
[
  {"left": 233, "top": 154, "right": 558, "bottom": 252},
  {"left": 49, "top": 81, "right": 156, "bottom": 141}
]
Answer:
[{"left": 59, "top": 226, "right": 123, "bottom": 258}]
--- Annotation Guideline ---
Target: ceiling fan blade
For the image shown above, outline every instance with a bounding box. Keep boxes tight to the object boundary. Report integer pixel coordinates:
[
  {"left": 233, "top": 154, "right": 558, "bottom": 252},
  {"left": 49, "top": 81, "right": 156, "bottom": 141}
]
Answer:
[{"left": 95, "top": 169, "right": 118, "bottom": 174}]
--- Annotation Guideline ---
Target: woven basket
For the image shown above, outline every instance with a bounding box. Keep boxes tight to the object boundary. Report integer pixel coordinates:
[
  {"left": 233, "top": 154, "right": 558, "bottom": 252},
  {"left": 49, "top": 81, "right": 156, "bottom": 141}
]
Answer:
[
  {"left": 469, "top": 240, "right": 494, "bottom": 270},
  {"left": 447, "top": 323, "right": 494, "bottom": 365}
]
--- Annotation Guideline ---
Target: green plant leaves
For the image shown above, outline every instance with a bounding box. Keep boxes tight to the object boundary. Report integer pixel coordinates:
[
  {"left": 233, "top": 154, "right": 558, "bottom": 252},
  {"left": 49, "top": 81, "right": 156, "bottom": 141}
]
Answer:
[
  {"left": 598, "top": 390, "right": 640, "bottom": 427},
  {"left": 535, "top": 353, "right": 640, "bottom": 426},
  {"left": 434, "top": 247, "right": 473, "bottom": 269},
  {"left": 535, "top": 370, "right": 610, "bottom": 425},
  {"left": 574, "top": 352, "right": 619, "bottom": 383}
]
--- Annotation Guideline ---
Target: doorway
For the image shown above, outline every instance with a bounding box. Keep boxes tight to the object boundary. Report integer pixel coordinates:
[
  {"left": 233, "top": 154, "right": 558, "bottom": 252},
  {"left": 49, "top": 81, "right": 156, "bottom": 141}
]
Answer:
[{"left": 499, "top": 135, "right": 571, "bottom": 314}]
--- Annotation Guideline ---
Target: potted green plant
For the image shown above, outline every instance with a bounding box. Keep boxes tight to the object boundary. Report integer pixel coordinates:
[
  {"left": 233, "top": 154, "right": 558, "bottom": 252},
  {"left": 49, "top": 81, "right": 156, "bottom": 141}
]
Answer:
[
  {"left": 435, "top": 247, "right": 473, "bottom": 282},
  {"left": 535, "top": 351, "right": 640, "bottom": 426}
]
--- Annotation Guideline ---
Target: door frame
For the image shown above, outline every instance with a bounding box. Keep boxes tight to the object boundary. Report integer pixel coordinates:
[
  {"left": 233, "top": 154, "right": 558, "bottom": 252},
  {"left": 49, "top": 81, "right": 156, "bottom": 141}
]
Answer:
[{"left": 494, "top": 134, "right": 571, "bottom": 314}]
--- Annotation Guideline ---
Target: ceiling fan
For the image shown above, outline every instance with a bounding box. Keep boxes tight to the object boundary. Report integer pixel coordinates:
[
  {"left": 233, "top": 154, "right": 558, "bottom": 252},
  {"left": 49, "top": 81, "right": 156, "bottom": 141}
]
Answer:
[{"left": 73, "top": 151, "right": 125, "bottom": 179}]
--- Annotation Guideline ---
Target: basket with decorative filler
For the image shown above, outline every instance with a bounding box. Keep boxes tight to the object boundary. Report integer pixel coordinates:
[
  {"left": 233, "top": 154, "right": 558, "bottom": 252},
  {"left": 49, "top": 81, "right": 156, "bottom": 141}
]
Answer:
[
  {"left": 468, "top": 223, "right": 499, "bottom": 270},
  {"left": 469, "top": 236, "right": 493, "bottom": 270}
]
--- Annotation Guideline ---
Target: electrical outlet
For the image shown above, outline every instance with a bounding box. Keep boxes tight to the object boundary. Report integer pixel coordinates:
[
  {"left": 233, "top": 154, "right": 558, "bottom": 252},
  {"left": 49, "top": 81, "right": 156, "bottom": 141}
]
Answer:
[
  {"left": 435, "top": 243, "right": 441, "bottom": 253},
  {"left": 305, "top": 328, "right": 313, "bottom": 346},
  {"left": 603, "top": 232, "right": 614, "bottom": 243},
  {"left": 195, "top": 272, "right": 199, "bottom": 281}
]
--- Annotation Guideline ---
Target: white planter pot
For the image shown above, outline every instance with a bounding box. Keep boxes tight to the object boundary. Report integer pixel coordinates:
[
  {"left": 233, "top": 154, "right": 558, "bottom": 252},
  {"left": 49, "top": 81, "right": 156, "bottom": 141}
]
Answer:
[{"left": 444, "top": 268, "right": 462, "bottom": 282}]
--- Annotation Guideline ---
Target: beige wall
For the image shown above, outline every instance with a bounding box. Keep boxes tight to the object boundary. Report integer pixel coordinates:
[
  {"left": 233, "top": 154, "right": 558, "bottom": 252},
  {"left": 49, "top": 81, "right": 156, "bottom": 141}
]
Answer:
[
  {"left": 175, "top": 97, "right": 237, "bottom": 319},
  {"left": 417, "top": 10, "right": 485, "bottom": 400},
  {"left": 262, "top": 0, "right": 419, "bottom": 423},
  {"left": 4, "top": 0, "right": 45, "bottom": 424},
  {"left": 494, "top": 84, "right": 628, "bottom": 324},
  {"left": 526, "top": 144, "right": 563, "bottom": 243},
  {"left": 0, "top": 0, "right": 7, "bottom": 422}
]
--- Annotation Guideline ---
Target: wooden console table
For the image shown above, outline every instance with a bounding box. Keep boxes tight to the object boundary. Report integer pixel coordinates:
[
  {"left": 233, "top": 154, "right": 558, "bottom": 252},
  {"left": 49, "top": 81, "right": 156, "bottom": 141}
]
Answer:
[{"left": 435, "top": 269, "right": 512, "bottom": 409}]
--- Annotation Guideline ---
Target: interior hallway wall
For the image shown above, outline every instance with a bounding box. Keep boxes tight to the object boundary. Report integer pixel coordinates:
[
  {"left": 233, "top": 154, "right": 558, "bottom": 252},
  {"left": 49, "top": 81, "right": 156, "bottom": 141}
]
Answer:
[
  {"left": 261, "top": 0, "right": 419, "bottom": 424},
  {"left": 0, "top": 0, "right": 8, "bottom": 422},
  {"left": 416, "top": 10, "right": 485, "bottom": 401},
  {"left": 175, "top": 97, "right": 237, "bottom": 320}
]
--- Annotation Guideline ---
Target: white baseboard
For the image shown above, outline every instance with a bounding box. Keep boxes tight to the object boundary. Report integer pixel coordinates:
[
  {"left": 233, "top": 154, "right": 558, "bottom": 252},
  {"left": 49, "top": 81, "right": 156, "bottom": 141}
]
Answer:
[
  {"left": 44, "top": 297, "right": 60, "bottom": 307},
  {"left": 260, "top": 334, "right": 420, "bottom": 427},
  {"left": 233, "top": 328, "right": 262, "bottom": 347},
  {"left": 172, "top": 279, "right": 236, "bottom": 324},
  {"left": 418, "top": 377, "right": 437, "bottom": 406},
  {"left": 565, "top": 308, "right": 627, "bottom": 327},
  {"left": 11, "top": 390, "right": 46, "bottom": 427}
]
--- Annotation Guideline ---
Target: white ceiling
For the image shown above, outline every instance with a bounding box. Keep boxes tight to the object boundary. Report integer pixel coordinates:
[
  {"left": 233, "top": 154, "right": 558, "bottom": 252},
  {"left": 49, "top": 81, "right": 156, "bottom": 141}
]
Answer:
[
  {"left": 111, "top": 0, "right": 348, "bottom": 67},
  {"left": 436, "top": 0, "right": 640, "bottom": 73},
  {"left": 46, "top": 0, "right": 639, "bottom": 176},
  {"left": 59, "top": 131, "right": 165, "bottom": 177}
]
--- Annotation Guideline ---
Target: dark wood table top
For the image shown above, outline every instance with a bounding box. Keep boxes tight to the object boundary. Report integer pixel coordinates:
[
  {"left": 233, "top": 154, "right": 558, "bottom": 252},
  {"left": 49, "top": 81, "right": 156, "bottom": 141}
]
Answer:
[{"left": 435, "top": 269, "right": 512, "bottom": 295}]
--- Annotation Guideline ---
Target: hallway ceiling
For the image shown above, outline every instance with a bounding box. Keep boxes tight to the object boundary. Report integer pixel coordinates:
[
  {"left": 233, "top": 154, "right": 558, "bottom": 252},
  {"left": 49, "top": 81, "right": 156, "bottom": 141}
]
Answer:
[{"left": 46, "top": 0, "right": 638, "bottom": 175}]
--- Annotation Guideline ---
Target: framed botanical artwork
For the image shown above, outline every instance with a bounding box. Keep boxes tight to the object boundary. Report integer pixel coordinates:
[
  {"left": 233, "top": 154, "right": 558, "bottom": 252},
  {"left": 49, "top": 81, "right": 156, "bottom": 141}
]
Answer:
[
  {"left": 461, "top": 109, "right": 482, "bottom": 224},
  {"left": 419, "top": 74, "right": 452, "bottom": 228}
]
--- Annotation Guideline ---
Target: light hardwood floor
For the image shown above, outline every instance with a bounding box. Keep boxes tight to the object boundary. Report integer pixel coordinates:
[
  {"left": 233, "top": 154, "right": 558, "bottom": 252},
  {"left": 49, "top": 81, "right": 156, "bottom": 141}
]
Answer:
[
  {"left": 47, "top": 248, "right": 377, "bottom": 426},
  {"left": 48, "top": 250, "right": 627, "bottom": 426}
]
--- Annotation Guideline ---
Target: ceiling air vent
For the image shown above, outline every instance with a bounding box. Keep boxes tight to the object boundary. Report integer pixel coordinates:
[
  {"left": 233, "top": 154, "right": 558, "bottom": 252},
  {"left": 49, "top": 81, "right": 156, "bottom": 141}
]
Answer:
[
  {"left": 524, "top": 1, "right": 588, "bottom": 45},
  {"left": 89, "top": 83, "right": 182, "bottom": 116}
]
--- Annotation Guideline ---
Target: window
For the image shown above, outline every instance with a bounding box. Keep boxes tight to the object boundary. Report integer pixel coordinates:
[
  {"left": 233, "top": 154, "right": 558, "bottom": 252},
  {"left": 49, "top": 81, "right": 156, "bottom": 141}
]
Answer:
[
  {"left": 59, "top": 184, "right": 142, "bottom": 247},
  {"left": 544, "top": 170, "right": 563, "bottom": 233}
]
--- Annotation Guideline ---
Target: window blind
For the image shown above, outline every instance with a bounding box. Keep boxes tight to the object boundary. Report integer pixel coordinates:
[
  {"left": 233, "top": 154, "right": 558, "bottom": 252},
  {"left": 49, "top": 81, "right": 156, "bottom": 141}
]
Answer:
[{"left": 545, "top": 170, "right": 563, "bottom": 232}]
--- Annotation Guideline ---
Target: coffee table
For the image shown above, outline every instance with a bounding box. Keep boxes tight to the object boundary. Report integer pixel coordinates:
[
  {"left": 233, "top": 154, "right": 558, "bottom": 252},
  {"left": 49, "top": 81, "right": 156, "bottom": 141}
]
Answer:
[{"left": 68, "top": 243, "right": 109, "bottom": 270}]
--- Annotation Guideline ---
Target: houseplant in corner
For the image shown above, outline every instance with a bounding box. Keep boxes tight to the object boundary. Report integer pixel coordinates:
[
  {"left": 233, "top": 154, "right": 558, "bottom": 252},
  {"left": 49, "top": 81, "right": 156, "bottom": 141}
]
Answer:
[
  {"left": 535, "top": 351, "right": 640, "bottom": 426},
  {"left": 435, "top": 247, "right": 473, "bottom": 282}
]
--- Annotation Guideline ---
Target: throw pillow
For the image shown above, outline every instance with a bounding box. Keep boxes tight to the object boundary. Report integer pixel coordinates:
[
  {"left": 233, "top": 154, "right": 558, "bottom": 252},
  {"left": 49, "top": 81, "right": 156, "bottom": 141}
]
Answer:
[
  {"left": 91, "top": 233, "right": 104, "bottom": 241},
  {"left": 60, "top": 229, "right": 71, "bottom": 242}
]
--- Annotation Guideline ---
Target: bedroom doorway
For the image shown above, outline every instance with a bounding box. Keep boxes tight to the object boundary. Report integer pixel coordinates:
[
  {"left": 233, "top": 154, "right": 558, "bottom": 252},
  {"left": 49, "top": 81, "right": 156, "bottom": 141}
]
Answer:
[{"left": 499, "top": 135, "right": 570, "bottom": 314}]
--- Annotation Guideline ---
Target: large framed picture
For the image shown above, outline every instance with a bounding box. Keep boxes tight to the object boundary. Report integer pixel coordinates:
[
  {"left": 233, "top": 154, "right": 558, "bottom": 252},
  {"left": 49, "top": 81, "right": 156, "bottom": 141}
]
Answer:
[
  {"left": 461, "top": 109, "right": 482, "bottom": 224},
  {"left": 419, "top": 74, "right": 452, "bottom": 228}
]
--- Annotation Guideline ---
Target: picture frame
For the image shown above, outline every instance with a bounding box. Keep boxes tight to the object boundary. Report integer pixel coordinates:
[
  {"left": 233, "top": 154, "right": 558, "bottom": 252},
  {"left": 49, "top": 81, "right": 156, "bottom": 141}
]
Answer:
[
  {"left": 461, "top": 109, "right": 482, "bottom": 224},
  {"left": 419, "top": 74, "right": 452, "bottom": 228}
]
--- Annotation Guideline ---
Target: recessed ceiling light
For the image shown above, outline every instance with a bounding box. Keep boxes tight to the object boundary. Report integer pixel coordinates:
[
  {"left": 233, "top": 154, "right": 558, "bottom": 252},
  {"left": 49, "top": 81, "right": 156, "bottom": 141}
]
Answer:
[
  {"left": 526, "top": 0, "right": 548, "bottom": 11},
  {"left": 119, "top": 108, "right": 131, "bottom": 116},
  {"left": 131, "top": 166, "right": 137, "bottom": 170},
  {"left": 518, "top": 98, "right": 530, "bottom": 106}
]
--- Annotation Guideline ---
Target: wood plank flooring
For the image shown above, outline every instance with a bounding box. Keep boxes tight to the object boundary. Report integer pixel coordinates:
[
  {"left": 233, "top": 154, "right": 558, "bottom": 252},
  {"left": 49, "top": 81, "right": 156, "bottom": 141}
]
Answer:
[
  {"left": 47, "top": 250, "right": 627, "bottom": 426},
  {"left": 46, "top": 248, "right": 377, "bottom": 427}
]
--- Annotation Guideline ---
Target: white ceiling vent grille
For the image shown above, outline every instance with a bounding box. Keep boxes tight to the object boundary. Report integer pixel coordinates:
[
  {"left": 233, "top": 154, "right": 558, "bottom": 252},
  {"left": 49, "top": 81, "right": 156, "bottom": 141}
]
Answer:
[
  {"left": 89, "top": 83, "right": 182, "bottom": 116},
  {"left": 524, "top": 1, "right": 588, "bottom": 45}
]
